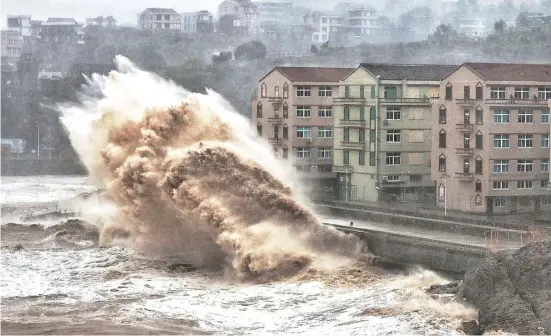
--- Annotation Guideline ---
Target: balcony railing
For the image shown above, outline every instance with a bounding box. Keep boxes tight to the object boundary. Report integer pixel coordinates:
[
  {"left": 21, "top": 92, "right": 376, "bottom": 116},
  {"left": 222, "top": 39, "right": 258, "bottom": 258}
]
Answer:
[
  {"left": 455, "top": 99, "right": 475, "bottom": 105},
  {"left": 382, "top": 178, "right": 406, "bottom": 184},
  {"left": 267, "top": 97, "right": 283, "bottom": 103},
  {"left": 380, "top": 97, "right": 431, "bottom": 105},
  {"left": 339, "top": 119, "right": 366, "bottom": 126},
  {"left": 268, "top": 137, "right": 282, "bottom": 144},
  {"left": 341, "top": 141, "right": 366, "bottom": 149},
  {"left": 455, "top": 148, "right": 474, "bottom": 156},
  {"left": 332, "top": 97, "right": 366, "bottom": 105},
  {"left": 455, "top": 123, "right": 474, "bottom": 132},
  {"left": 486, "top": 98, "right": 549, "bottom": 106},
  {"left": 455, "top": 172, "right": 474, "bottom": 181},
  {"left": 267, "top": 116, "right": 283, "bottom": 123},
  {"left": 333, "top": 164, "right": 354, "bottom": 173}
]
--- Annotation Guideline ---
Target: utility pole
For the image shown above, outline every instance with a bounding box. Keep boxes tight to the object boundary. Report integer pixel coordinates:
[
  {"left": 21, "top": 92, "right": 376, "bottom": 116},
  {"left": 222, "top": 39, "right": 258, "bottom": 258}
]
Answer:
[{"left": 37, "top": 122, "right": 40, "bottom": 157}]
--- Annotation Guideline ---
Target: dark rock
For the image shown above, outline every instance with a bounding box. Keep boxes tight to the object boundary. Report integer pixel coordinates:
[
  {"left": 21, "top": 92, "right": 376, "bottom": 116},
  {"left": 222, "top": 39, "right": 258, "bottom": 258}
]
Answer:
[
  {"left": 457, "top": 320, "right": 482, "bottom": 335},
  {"left": 457, "top": 241, "right": 551, "bottom": 335},
  {"left": 426, "top": 281, "right": 460, "bottom": 295},
  {"left": 168, "top": 263, "right": 197, "bottom": 272}
]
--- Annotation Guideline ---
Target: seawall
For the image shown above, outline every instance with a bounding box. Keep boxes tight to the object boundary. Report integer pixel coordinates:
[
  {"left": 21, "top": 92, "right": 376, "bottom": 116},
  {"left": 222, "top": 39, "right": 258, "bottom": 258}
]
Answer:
[{"left": 1, "top": 156, "right": 87, "bottom": 176}]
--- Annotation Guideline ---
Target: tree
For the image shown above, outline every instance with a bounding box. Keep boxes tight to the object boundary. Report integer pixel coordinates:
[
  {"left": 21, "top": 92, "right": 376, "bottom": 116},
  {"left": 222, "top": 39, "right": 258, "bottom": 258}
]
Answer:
[
  {"left": 431, "top": 24, "right": 458, "bottom": 42},
  {"left": 310, "top": 44, "right": 319, "bottom": 54},
  {"left": 494, "top": 20, "right": 506, "bottom": 34},
  {"left": 234, "top": 41, "right": 267, "bottom": 60}
]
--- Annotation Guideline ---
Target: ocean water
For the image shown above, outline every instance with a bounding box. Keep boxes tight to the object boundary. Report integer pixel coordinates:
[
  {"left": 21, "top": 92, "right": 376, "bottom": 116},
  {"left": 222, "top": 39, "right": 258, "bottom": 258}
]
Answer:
[{"left": 0, "top": 176, "right": 474, "bottom": 335}]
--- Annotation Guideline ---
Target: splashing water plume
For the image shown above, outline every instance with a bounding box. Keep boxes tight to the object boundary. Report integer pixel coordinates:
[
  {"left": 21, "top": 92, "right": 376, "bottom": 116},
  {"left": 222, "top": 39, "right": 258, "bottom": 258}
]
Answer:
[{"left": 60, "top": 56, "right": 364, "bottom": 282}]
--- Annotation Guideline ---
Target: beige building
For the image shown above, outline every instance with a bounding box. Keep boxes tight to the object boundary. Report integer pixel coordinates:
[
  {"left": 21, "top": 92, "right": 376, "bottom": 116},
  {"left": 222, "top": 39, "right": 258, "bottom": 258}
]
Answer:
[
  {"left": 333, "top": 64, "right": 456, "bottom": 202},
  {"left": 137, "top": 8, "right": 181, "bottom": 30},
  {"left": 252, "top": 67, "right": 353, "bottom": 193},
  {"left": 218, "top": 0, "right": 260, "bottom": 34},
  {"left": 431, "top": 63, "right": 551, "bottom": 214}
]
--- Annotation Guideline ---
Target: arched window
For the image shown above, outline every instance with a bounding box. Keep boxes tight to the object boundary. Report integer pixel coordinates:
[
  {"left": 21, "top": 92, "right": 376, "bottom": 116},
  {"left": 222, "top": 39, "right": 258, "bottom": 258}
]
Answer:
[
  {"left": 370, "top": 106, "right": 376, "bottom": 120},
  {"left": 475, "top": 106, "right": 483, "bottom": 124},
  {"left": 438, "top": 154, "right": 446, "bottom": 172},
  {"left": 256, "top": 102, "right": 262, "bottom": 118},
  {"left": 256, "top": 122, "right": 262, "bottom": 137},
  {"left": 445, "top": 82, "right": 452, "bottom": 100},
  {"left": 261, "top": 83, "right": 267, "bottom": 98},
  {"left": 283, "top": 102, "right": 288, "bottom": 118},
  {"left": 283, "top": 123, "right": 288, "bottom": 139},
  {"left": 438, "top": 183, "right": 445, "bottom": 202},
  {"left": 476, "top": 82, "right": 483, "bottom": 100},
  {"left": 283, "top": 83, "right": 289, "bottom": 98},
  {"left": 282, "top": 144, "right": 288, "bottom": 159},
  {"left": 439, "top": 129, "right": 446, "bottom": 148},
  {"left": 476, "top": 130, "right": 483, "bottom": 149},
  {"left": 475, "top": 179, "right": 482, "bottom": 192},
  {"left": 475, "top": 194, "right": 482, "bottom": 205},
  {"left": 344, "top": 106, "right": 350, "bottom": 120},
  {"left": 439, "top": 105, "right": 447, "bottom": 123},
  {"left": 475, "top": 156, "right": 483, "bottom": 174}
]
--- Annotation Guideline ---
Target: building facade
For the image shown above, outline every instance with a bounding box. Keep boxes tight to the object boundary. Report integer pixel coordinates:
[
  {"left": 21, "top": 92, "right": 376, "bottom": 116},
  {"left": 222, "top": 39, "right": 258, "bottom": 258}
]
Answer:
[
  {"left": 39, "top": 18, "right": 83, "bottom": 43},
  {"left": 252, "top": 67, "right": 353, "bottom": 194},
  {"left": 138, "top": 8, "right": 181, "bottom": 30},
  {"left": 346, "top": 5, "right": 378, "bottom": 37},
  {"left": 333, "top": 64, "right": 456, "bottom": 202},
  {"left": 7, "top": 15, "right": 31, "bottom": 37},
  {"left": 85, "top": 16, "right": 117, "bottom": 27},
  {"left": 181, "top": 11, "right": 214, "bottom": 33},
  {"left": 218, "top": 0, "right": 260, "bottom": 34},
  {"left": 431, "top": 63, "right": 551, "bottom": 214},
  {"left": 1, "top": 30, "right": 24, "bottom": 62},
  {"left": 458, "top": 18, "right": 488, "bottom": 38}
]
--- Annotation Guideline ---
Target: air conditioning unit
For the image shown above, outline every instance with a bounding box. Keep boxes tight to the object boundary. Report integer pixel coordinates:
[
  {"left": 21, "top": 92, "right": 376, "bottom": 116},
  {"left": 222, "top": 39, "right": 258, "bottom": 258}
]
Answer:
[{"left": 383, "top": 120, "right": 389, "bottom": 125}]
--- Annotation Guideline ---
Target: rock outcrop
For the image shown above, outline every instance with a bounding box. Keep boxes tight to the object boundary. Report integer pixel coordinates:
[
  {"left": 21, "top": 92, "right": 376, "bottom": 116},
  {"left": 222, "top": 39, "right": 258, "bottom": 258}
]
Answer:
[{"left": 457, "top": 241, "right": 551, "bottom": 335}]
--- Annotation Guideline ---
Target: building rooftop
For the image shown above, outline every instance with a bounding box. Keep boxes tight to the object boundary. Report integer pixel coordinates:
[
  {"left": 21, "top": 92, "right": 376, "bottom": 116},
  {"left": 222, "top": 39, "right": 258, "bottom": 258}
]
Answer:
[
  {"left": 360, "top": 63, "right": 458, "bottom": 81},
  {"left": 463, "top": 63, "right": 551, "bottom": 82},
  {"left": 142, "top": 8, "right": 179, "bottom": 14},
  {"left": 273, "top": 67, "right": 354, "bottom": 82}
]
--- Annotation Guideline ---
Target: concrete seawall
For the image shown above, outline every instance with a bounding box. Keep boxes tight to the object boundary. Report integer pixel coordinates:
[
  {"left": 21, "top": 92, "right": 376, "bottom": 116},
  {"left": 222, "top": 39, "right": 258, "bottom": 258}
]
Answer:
[{"left": 1, "top": 157, "right": 87, "bottom": 176}]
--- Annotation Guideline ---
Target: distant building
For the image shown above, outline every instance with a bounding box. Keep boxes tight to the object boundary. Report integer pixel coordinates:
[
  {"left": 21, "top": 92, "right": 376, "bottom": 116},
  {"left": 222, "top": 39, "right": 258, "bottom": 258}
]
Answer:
[
  {"left": 218, "top": 0, "right": 260, "bottom": 34},
  {"left": 7, "top": 15, "right": 32, "bottom": 37},
  {"left": 1, "top": 30, "right": 24, "bottom": 62},
  {"left": 346, "top": 5, "right": 378, "bottom": 38},
  {"left": 181, "top": 11, "right": 214, "bottom": 33},
  {"left": 86, "top": 16, "right": 117, "bottom": 27},
  {"left": 40, "top": 18, "right": 83, "bottom": 43},
  {"left": 515, "top": 12, "right": 551, "bottom": 29},
  {"left": 137, "top": 8, "right": 181, "bottom": 30},
  {"left": 458, "top": 18, "right": 488, "bottom": 38},
  {"left": 253, "top": 2, "right": 293, "bottom": 26}
]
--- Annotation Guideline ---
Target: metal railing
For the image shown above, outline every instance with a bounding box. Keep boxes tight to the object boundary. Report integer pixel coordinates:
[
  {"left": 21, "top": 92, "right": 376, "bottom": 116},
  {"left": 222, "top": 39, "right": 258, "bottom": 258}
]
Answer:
[
  {"left": 339, "top": 119, "right": 366, "bottom": 126},
  {"left": 455, "top": 147, "right": 474, "bottom": 156},
  {"left": 380, "top": 97, "right": 431, "bottom": 105},
  {"left": 455, "top": 98, "right": 475, "bottom": 105},
  {"left": 486, "top": 98, "right": 549, "bottom": 106},
  {"left": 455, "top": 172, "right": 474, "bottom": 180},
  {"left": 332, "top": 97, "right": 366, "bottom": 104},
  {"left": 455, "top": 123, "right": 474, "bottom": 132}
]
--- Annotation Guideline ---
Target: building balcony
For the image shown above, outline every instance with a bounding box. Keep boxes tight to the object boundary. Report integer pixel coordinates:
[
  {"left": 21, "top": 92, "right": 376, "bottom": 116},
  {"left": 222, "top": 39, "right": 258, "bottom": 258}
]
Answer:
[
  {"left": 268, "top": 137, "right": 283, "bottom": 144},
  {"left": 333, "top": 165, "right": 353, "bottom": 173},
  {"left": 267, "top": 96, "right": 283, "bottom": 104},
  {"left": 380, "top": 97, "right": 431, "bottom": 106},
  {"left": 455, "top": 172, "right": 474, "bottom": 181},
  {"left": 267, "top": 116, "right": 283, "bottom": 124},
  {"left": 455, "top": 123, "right": 474, "bottom": 132},
  {"left": 485, "top": 98, "right": 549, "bottom": 107},
  {"left": 341, "top": 141, "right": 366, "bottom": 149},
  {"left": 339, "top": 119, "right": 366, "bottom": 126},
  {"left": 382, "top": 178, "right": 406, "bottom": 185},
  {"left": 455, "top": 147, "right": 474, "bottom": 156},
  {"left": 455, "top": 99, "right": 475, "bottom": 106},
  {"left": 332, "top": 97, "right": 366, "bottom": 105}
]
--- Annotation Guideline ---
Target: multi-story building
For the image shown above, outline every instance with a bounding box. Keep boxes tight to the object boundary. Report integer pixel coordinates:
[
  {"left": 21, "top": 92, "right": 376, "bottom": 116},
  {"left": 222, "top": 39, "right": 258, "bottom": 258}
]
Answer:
[
  {"left": 254, "top": 2, "right": 293, "bottom": 26},
  {"left": 346, "top": 5, "right": 378, "bottom": 37},
  {"left": 6, "top": 15, "right": 32, "bottom": 37},
  {"left": 39, "top": 18, "right": 83, "bottom": 43},
  {"left": 252, "top": 67, "right": 353, "bottom": 193},
  {"left": 1, "top": 30, "right": 24, "bottom": 62},
  {"left": 312, "top": 15, "right": 345, "bottom": 43},
  {"left": 137, "top": 8, "right": 181, "bottom": 30},
  {"left": 218, "top": 0, "right": 260, "bottom": 34},
  {"left": 333, "top": 63, "right": 456, "bottom": 202},
  {"left": 85, "top": 16, "right": 117, "bottom": 27},
  {"left": 431, "top": 63, "right": 551, "bottom": 214},
  {"left": 458, "top": 18, "right": 488, "bottom": 38},
  {"left": 181, "top": 11, "right": 214, "bottom": 33}
]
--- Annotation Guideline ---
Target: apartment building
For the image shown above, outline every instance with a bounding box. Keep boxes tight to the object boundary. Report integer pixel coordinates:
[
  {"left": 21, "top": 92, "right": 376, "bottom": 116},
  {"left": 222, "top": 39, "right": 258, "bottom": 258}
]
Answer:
[
  {"left": 252, "top": 67, "right": 353, "bottom": 193},
  {"left": 431, "top": 63, "right": 551, "bottom": 214},
  {"left": 333, "top": 63, "right": 456, "bottom": 202},
  {"left": 347, "top": 5, "right": 378, "bottom": 37},
  {"left": 138, "top": 8, "right": 181, "bottom": 31},
  {"left": 7, "top": 15, "right": 32, "bottom": 37},
  {"left": 181, "top": 11, "right": 214, "bottom": 33},
  {"left": 1, "top": 30, "right": 24, "bottom": 62},
  {"left": 218, "top": 0, "right": 260, "bottom": 34}
]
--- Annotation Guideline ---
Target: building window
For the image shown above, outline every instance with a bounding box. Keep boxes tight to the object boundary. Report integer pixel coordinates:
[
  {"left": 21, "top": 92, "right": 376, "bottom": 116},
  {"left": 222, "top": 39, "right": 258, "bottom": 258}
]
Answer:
[
  {"left": 410, "top": 175, "right": 422, "bottom": 182},
  {"left": 318, "top": 106, "right": 332, "bottom": 118},
  {"left": 538, "top": 87, "right": 551, "bottom": 100},
  {"left": 476, "top": 83, "right": 483, "bottom": 100},
  {"left": 274, "top": 86, "right": 280, "bottom": 97},
  {"left": 359, "top": 151, "right": 365, "bottom": 165},
  {"left": 296, "top": 106, "right": 311, "bottom": 118},
  {"left": 475, "top": 194, "right": 482, "bottom": 205},
  {"left": 475, "top": 108, "right": 483, "bottom": 124},
  {"left": 543, "top": 196, "right": 551, "bottom": 204},
  {"left": 343, "top": 128, "right": 349, "bottom": 142},
  {"left": 296, "top": 85, "right": 311, "bottom": 97},
  {"left": 493, "top": 181, "right": 509, "bottom": 190},
  {"left": 475, "top": 158, "right": 483, "bottom": 174},
  {"left": 370, "top": 107, "right": 376, "bottom": 120},
  {"left": 256, "top": 102, "right": 263, "bottom": 118},
  {"left": 283, "top": 124, "right": 288, "bottom": 139},
  {"left": 296, "top": 126, "right": 311, "bottom": 139},
  {"left": 490, "top": 86, "right": 506, "bottom": 99},
  {"left": 493, "top": 134, "right": 510, "bottom": 148},
  {"left": 318, "top": 148, "right": 332, "bottom": 159},
  {"left": 475, "top": 179, "right": 482, "bottom": 192},
  {"left": 493, "top": 159, "right": 509, "bottom": 173},
  {"left": 439, "top": 106, "right": 446, "bottom": 124},
  {"left": 439, "top": 154, "right": 446, "bottom": 172},
  {"left": 386, "top": 175, "right": 400, "bottom": 182},
  {"left": 475, "top": 132, "right": 483, "bottom": 149},
  {"left": 542, "top": 159, "right": 549, "bottom": 172},
  {"left": 257, "top": 122, "right": 262, "bottom": 136},
  {"left": 517, "top": 159, "right": 533, "bottom": 172},
  {"left": 494, "top": 197, "right": 506, "bottom": 207},
  {"left": 318, "top": 86, "right": 332, "bottom": 97},
  {"left": 261, "top": 83, "right": 267, "bottom": 97},
  {"left": 283, "top": 145, "right": 288, "bottom": 159},
  {"left": 542, "top": 109, "right": 549, "bottom": 124},
  {"left": 359, "top": 129, "right": 366, "bottom": 143},
  {"left": 438, "top": 130, "right": 446, "bottom": 148},
  {"left": 385, "top": 152, "right": 401, "bottom": 165},
  {"left": 296, "top": 147, "right": 311, "bottom": 158},
  {"left": 386, "top": 130, "right": 401, "bottom": 143},
  {"left": 386, "top": 107, "right": 401, "bottom": 120},
  {"left": 514, "top": 87, "right": 530, "bottom": 100},
  {"left": 283, "top": 103, "right": 288, "bottom": 118},
  {"left": 541, "top": 134, "right": 549, "bottom": 148},
  {"left": 318, "top": 165, "right": 332, "bottom": 172},
  {"left": 518, "top": 109, "right": 534, "bottom": 123},
  {"left": 493, "top": 110, "right": 510, "bottom": 123},
  {"left": 369, "top": 152, "right": 375, "bottom": 166},
  {"left": 318, "top": 127, "right": 332, "bottom": 138},
  {"left": 283, "top": 83, "right": 289, "bottom": 98},
  {"left": 518, "top": 134, "right": 533, "bottom": 148},
  {"left": 445, "top": 83, "right": 452, "bottom": 100},
  {"left": 343, "top": 150, "right": 349, "bottom": 164},
  {"left": 344, "top": 106, "right": 350, "bottom": 120},
  {"left": 517, "top": 180, "right": 533, "bottom": 189},
  {"left": 384, "top": 86, "right": 398, "bottom": 98}
]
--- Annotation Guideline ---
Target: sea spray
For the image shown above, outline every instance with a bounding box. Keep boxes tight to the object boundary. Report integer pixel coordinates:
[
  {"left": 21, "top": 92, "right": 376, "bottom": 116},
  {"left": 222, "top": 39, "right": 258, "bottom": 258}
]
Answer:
[{"left": 59, "top": 56, "right": 364, "bottom": 281}]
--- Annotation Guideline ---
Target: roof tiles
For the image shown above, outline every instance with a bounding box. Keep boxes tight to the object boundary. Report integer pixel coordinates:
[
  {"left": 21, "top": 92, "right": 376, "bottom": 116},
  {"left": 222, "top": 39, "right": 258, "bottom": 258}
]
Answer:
[
  {"left": 276, "top": 67, "right": 354, "bottom": 82},
  {"left": 360, "top": 63, "right": 458, "bottom": 81},
  {"left": 464, "top": 62, "right": 551, "bottom": 82}
]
